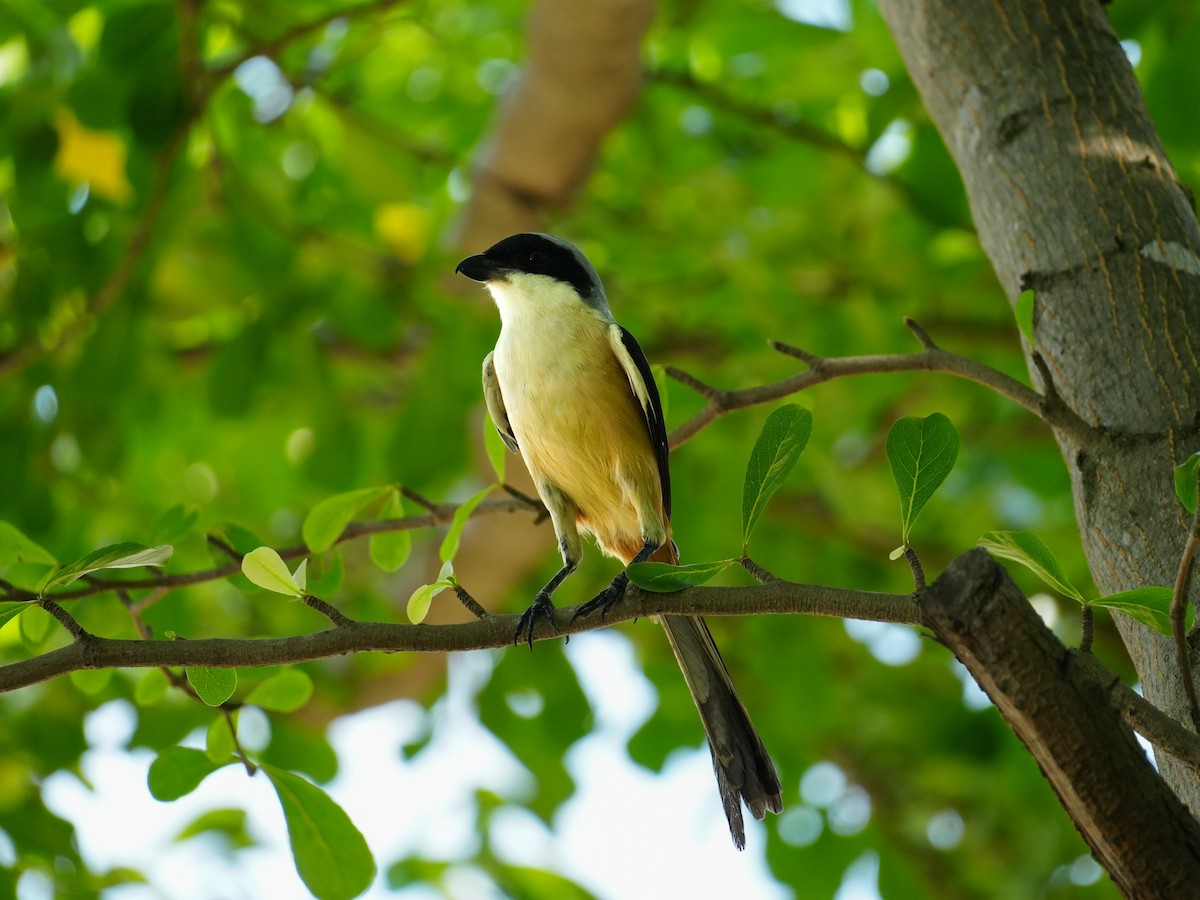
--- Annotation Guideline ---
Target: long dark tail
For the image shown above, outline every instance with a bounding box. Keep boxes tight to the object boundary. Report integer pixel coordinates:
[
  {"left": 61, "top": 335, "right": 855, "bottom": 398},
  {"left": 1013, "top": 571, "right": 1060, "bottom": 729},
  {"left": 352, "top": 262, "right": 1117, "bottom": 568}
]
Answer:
[{"left": 650, "top": 543, "right": 783, "bottom": 848}]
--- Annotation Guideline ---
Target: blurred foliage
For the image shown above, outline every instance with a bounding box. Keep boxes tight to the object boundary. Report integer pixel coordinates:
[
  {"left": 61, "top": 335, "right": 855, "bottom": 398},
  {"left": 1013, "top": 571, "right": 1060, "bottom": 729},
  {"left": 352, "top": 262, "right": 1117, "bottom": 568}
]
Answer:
[{"left": 1, "top": 0, "right": 1197, "bottom": 897}]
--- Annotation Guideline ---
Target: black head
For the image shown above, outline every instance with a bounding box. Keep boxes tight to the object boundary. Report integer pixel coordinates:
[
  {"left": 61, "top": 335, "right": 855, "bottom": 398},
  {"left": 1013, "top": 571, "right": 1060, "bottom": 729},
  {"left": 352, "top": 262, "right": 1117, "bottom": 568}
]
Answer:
[{"left": 455, "top": 233, "right": 609, "bottom": 312}]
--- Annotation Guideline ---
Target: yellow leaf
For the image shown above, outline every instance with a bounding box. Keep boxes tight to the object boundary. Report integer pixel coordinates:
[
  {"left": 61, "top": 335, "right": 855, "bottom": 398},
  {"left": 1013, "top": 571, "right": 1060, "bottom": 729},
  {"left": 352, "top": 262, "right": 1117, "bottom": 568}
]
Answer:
[
  {"left": 54, "top": 108, "right": 133, "bottom": 205},
  {"left": 373, "top": 203, "right": 430, "bottom": 263}
]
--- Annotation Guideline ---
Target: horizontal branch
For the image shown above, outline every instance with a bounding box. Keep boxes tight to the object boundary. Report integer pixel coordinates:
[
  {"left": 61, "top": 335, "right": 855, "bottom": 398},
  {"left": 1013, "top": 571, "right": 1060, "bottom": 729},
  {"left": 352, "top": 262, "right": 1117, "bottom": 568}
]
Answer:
[
  {"left": 668, "top": 319, "right": 1096, "bottom": 448},
  {"left": 0, "top": 580, "right": 914, "bottom": 693}
]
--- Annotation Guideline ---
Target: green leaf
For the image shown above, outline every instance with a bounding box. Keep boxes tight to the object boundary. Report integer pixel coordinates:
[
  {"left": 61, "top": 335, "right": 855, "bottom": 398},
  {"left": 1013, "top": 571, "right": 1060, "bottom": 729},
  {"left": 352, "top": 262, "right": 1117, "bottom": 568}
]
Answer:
[
  {"left": 135, "top": 668, "right": 170, "bottom": 707},
  {"left": 264, "top": 765, "right": 376, "bottom": 900},
  {"left": 1174, "top": 452, "right": 1200, "bottom": 515},
  {"left": 175, "top": 808, "right": 252, "bottom": 847},
  {"left": 886, "top": 413, "right": 960, "bottom": 545},
  {"left": 148, "top": 747, "right": 227, "bottom": 801},
  {"left": 70, "top": 668, "right": 113, "bottom": 694},
  {"left": 150, "top": 504, "right": 199, "bottom": 545},
  {"left": 407, "top": 580, "right": 450, "bottom": 625},
  {"left": 39, "top": 542, "right": 173, "bottom": 594},
  {"left": 206, "top": 713, "right": 237, "bottom": 762},
  {"left": 1015, "top": 289, "right": 1035, "bottom": 344},
  {"left": 627, "top": 559, "right": 736, "bottom": 592},
  {"left": 241, "top": 547, "right": 304, "bottom": 598},
  {"left": 0, "top": 601, "right": 30, "bottom": 631},
  {"left": 246, "top": 668, "right": 314, "bottom": 713},
  {"left": 186, "top": 667, "right": 238, "bottom": 707},
  {"left": 0, "top": 521, "right": 56, "bottom": 567},
  {"left": 483, "top": 412, "right": 507, "bottom": 481},
  {"left": 293, "top": 559, "right": 307, "bottom": 593},
  {"left": 307, "top": 549, "right": 344, "bottom": 597},
  {"left": 978, "top": 530, "right": 1086, "bottom": 603},
  {"left": 741, "top": 404, "right": 813, "bottom": 551},
  {"left": 369, "top": 490, "right": 411, "bottom": 572},
  {"left": 303, "top": 486, "right": 392, "bottom": 553},
  {"left": 439, "top": 485, "right": 495, "bottom": 563},
  {"left": 1092, "top": 587, "right": 1188, "bottom": 636}
]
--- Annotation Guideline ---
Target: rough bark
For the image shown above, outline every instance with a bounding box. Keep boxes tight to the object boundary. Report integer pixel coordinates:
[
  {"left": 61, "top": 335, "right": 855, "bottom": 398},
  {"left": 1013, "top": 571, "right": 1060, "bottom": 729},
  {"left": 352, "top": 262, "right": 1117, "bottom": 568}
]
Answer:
[
  {"left": 881, "top": 0, "right": 1200, "bottom": 812},
  {"left": 923, "top": 550, "right": 1200, "bottom": 898}
]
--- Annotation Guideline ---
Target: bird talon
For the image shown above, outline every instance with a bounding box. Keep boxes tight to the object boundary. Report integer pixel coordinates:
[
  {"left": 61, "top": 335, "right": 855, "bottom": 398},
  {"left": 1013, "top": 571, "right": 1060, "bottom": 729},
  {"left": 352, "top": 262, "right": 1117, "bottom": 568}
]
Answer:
[
  {"left": 572, "top": 572, "right": 629, "bottom": 624},
  {"left": 514, "top": 592, "right": 558, "bottom": 650}
]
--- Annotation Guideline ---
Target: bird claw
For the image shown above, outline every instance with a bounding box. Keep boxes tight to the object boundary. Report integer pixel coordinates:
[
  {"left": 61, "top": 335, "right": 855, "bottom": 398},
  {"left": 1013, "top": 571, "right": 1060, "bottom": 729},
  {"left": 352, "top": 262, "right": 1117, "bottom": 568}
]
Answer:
[
  {"left": 572, "top": 572, "right": 629, "bottom": 624},
  {"left": 514, "top": 592, "right": 559, "bottom": 650}
]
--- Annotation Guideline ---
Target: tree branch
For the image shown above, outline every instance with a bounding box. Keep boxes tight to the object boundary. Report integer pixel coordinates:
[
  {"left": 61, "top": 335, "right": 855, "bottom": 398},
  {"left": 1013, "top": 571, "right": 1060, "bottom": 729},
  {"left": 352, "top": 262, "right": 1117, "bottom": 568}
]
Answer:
[
  {"left": 668, "top": 319, "right": 1096, "bottom": 448},
  {"left": 921, "top": 549, "right": 1200, "bottom": 895},
  {"left": 1171, "top": 508, "right": 1200, "bottom": 730},
  {"left": 0, "top": 580, "right": 914, "bottom": 693}
]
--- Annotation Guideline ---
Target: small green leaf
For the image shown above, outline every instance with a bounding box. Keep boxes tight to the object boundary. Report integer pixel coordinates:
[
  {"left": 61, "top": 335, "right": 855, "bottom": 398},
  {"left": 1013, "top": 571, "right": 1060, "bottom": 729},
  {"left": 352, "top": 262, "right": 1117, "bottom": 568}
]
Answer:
[
  {"left": 303, "top": 486, "right": 392, "bottom": 553},
  {"left": 148, "top": 747, "right": 226, "bottom": 801},
  {"left": 0, "top": 521, "right": 56, "bottom": 567},
  {"left": 135, "top": 668, "right": 170, "bottom": 707},
  {"left": 978, "top": 530, "right": 1086, "bottom": 603},
  {"left": 150, "top": 505, "right": 199, "bottom": 545},
  {"left": 246, "top": 668, "right": 314, "bottom": 713},
  {"left": 39, "top": 542, "right": 173, "bottom": 594},
  {"left": 742, "top": 405, "right": 813, "bottom": 551},
  {"left": 293, "top": 559, "right": 307, "bottom": 593},
  {"left": 1174, "top": 452, "right": 1200, "bottom": 515},
  {"left": 175, "top": 808, "right": 251, "bottom": 845},
  {"left": 369, "top": 491, "right": 411, "bottom": 573},
  {"left": 186, "top": 667, "right": 238, "bottom": 707},
  {"left": 264, "top": 765, "right": 376, "bottom": 900},
  {"left": 1092, "top": 587, "right": 1188, "bottom": 636},
  {"left": 628, "top": 559, "right": 736, "bottom": 592},
  {"left": 206, "top": 713, "right": 237, "bottom": 762},
  {"left": 307, "top": 549, "right": 344, "bottom": 597},
  {"left": 1015, "top": 289, "right": 1035, "bottom": 344},
  {"left": 70, "top": 668, "right": 112, "bottom": 694},
  {"left": 439, "top": 485, "right": 495, "bottom": 563},
  {"left": 0, "top": 601, "right": 30, "bottom": 631},
  {"left": 483, "top": 413, "right": 508, "bottom": 481},
  {"left": 407, "top": 581, "right": 451, "bottom": 624},
  {"left": 886, "top": 413, "right": 960, "bottom": 546},
  {"left": 241, "top": 547, "right": 304, "bottom": 598},
  {"left": 19, "top": 605, "right": 52, "bottom": 648}
]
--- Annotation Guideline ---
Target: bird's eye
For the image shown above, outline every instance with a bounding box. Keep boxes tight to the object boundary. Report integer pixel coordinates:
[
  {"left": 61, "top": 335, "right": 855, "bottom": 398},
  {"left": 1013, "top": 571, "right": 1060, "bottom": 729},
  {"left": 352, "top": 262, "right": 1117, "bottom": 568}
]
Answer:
[{"left": 526, "top": 250, "right": 544, "bottom": 266}]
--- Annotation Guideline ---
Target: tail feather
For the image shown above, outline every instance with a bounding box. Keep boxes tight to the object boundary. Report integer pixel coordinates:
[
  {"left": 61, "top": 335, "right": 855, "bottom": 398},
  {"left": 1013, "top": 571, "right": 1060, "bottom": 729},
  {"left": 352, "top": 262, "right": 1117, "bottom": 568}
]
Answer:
[{"left": 648, "top": 540, "right": 783, "bottom": 849}]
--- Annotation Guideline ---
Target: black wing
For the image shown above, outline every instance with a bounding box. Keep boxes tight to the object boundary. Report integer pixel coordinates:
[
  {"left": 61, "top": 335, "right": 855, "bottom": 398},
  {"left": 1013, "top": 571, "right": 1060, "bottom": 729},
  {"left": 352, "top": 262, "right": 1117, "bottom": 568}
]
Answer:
[{"left": 613, "top": 324, "right": 672, "bottom": 519}]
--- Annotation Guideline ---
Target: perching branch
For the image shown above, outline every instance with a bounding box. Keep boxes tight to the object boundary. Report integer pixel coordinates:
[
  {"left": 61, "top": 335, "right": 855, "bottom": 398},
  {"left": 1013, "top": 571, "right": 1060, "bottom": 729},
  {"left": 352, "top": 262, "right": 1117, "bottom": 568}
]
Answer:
[
  {"left": 667, "top": 317, "right": 1096, "bottom": 448},
  {"left": 0, "top": 580, "right": 915, "bottom": 694}
]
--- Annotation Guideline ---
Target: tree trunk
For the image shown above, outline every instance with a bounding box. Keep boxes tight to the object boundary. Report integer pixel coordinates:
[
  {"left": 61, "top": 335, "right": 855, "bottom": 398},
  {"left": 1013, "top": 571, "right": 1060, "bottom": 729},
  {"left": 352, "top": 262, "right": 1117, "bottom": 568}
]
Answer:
[{"left": 880, "top": 0, "right": 1200, "bottom": 813}]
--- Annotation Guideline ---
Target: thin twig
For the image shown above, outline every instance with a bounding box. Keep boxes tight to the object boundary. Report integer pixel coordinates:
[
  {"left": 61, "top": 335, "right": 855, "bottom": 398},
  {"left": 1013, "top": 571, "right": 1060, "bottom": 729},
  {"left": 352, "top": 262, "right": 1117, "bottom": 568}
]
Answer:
[
  {"left": 301, "top": 595, "right": 355, "bottom": 628},
  {"left": 5, "top": 497, "right": 535, "bottom": 604},
  {"left": 40, "top": 600, "right": 89, "bottom": 641},
  {"left": 222, "top": 709, "right": 258, "bottom": 776},
  {"left": 1170, "top": 509, "right": 1200, "bottom": 731},
  {"left": 668, "top": 320, "right": 1095, "bottom": 448},
  {"left": 740, "top": 557, "right": 779, "bottom": 584},
  {"left": 904, "top": 546, "right": 927, "bottom": 593},
  {"left": 1080, "top": 605, "right": 1094, "bottom": 654},
  {"left": 207, "top": 534, "right": 243, "bottom": 562},
  {"left": 453, "top": 585, "right": 489, "bottom": 619}
]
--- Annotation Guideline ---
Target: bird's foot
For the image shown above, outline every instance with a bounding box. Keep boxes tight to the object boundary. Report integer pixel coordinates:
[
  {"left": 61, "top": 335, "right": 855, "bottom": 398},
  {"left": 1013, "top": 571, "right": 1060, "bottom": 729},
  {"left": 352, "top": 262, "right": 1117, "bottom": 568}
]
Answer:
[
  {"left": 572, "top": 572, "right": 629, "bottom": 624},
  {"left": 514, "top": 592, "right": 559, "bottom": 651}
]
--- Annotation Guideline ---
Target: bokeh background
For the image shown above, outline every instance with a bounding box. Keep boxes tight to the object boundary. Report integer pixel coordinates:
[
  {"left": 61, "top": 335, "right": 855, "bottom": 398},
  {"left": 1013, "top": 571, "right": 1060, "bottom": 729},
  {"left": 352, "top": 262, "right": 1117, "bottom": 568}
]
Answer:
[{"left": 2, "top": 0, "right": 1198, "bottom": 897}]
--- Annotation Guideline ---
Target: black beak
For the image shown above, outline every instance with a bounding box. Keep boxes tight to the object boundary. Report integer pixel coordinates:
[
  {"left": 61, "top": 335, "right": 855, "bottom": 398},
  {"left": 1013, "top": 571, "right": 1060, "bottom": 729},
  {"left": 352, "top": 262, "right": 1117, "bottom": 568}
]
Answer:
[{"left": 455, "top": 254, "right": 508, "bottom": 283}]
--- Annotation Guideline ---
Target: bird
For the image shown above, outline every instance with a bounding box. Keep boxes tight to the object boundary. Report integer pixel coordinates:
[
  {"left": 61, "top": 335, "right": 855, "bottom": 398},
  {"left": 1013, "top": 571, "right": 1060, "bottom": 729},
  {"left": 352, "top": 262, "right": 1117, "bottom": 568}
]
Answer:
[{"left": 456, "top": 232, "right": 783, "bottom": 848}]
